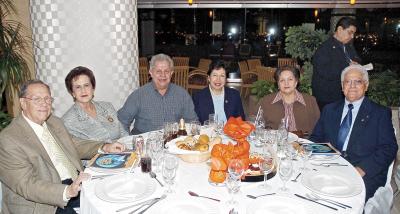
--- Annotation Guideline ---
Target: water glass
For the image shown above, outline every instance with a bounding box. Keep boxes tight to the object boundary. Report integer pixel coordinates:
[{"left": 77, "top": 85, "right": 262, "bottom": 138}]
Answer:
[
  {"left": 189, "top": 121, "right": 201, "bottom": 136},
  {"left": 299, "top": 144, "right": 313, "bottom": 171},
  {"left": 150, "top": 140, "right": 164, "bottom": 173},
  {"left": 162, "top": 154, "right": 179, "bottom": 194},
  {"left": 258, "top": 151, "right": 275, "bottom": 190},
  {"left": 254, "top": 128, "right": 265, "bottom": 147},
  {"left": 279, "top": 158, "right": 294, "bottom": 192},
  {"left": 226, "top": 159, "right": 244, "bottom": 205}
]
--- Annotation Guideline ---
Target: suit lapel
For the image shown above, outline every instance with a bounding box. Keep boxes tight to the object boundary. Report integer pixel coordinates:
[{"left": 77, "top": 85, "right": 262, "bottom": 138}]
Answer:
[
  {"left": 331, "top": 100, "right": 344, "bottom": 146},
  {"left": 347, "top": 98, "right": 371, "bottom": 150},
  {"left": 15, "top": 115, "right": 54, "bottom": 165}
]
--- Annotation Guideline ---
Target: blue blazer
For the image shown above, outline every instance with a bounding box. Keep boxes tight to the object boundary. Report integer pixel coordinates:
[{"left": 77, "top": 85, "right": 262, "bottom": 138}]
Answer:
[
  {"left": 192, "top": 87, "right": 245, "bottom": 125},
  {"left": 310, "top": 97, "right": 398, "bottom": 200}
]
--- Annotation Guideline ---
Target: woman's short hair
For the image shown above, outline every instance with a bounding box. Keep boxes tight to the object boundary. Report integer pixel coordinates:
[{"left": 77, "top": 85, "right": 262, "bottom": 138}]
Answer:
[
  {"left": 207, "top": 60, "right": 227, "bottom": 76},
  {"left": 65, "top": 66, "right": 96, "bottom": 94},
  {"left": 340, "top": 64, "right": 369, "bottom": 83},
  {"left": 274, "top": 65, "right": 300, "bottom": 82},
  {"left": 149, "top": 53, "right": 174, "bottom": 71},
  {"left": 335, "top": 17, "right": 357, "bottom": 31}
]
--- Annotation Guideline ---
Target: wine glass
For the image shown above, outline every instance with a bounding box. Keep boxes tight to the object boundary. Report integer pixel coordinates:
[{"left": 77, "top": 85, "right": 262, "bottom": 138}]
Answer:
[
  {"left": 255, "top": 128, "right": 266, "bottom": 147},
  {"left": 299, "top": 144, "right": 313, "bottom": 171},
  {"left": 258, "top": 151, "right": 275, "bottom": 190},
  {"left": 162, "top": 154, "right": 179, "bottom": 194},
  {"left": 189, "top": 121, "right": 201, "bottom": 136},
  {"left": 150, "top": 139, "right": 164, "bottom": 173},
  {"left": 279, "top": 158, "right": 294, "bottom": 193},
  {"left": 226, "top": 159, "right": 244, "bottom": 205}
]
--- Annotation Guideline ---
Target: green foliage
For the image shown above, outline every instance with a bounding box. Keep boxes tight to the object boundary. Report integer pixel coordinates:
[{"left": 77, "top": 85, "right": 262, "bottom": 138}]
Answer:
[
  {"left": 250, "top": 80, "right": 277, "bottom": 100},
  {"left": 0, "top": 110, "right": 12, "bottom": 131},
  {"left": 367, "top": 70, "right": 400, "bottom": 107},
  {"left": 298, "top": 61, "right": 313, "bottom": 95},
  {"left": 284, "top": 24, "right": 328, "bottom": 62},
  {"left": 0, "top": 0, "right": 31, "bottom": 107}
]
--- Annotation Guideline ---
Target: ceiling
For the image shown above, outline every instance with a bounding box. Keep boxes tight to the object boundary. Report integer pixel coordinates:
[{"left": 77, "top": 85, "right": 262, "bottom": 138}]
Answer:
[{"left": 137, "top": 0, "right": 400, "bottom": 8}]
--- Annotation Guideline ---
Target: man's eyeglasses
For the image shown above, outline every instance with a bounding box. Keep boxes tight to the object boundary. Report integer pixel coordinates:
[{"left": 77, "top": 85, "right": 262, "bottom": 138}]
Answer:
[
  {"left": 343, "top": 79, "right": 364, "bottom": 87},
  {"left": 23, "top": 96, "right": 54, "bottom": 104},
  {"left": 153, "top": 70, "right": 172, "bottom": 76}
]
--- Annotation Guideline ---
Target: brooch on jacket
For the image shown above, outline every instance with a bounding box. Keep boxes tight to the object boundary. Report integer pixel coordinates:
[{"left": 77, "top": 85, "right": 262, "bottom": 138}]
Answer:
[{"left": 107, "top": 116, "right": 114, "bottom": 122}]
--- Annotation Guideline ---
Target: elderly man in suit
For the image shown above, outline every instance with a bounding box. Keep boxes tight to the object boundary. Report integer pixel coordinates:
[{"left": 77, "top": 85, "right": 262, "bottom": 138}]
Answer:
[
  {"left": 310, "top": 64, "right": 398, "bottom": 201},
  {"left": 0, "top": 80, "right": 125, "bottom": 214}
]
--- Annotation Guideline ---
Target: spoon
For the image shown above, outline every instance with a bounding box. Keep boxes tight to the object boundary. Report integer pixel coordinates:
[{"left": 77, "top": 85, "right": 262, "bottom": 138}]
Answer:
[
  {"left": 149, "top": 171, "right": 164, "bottom": 187},
  {"left": 246, "top": 192, "right": 276, "bottom": 199},
  {"left": 307, "top": 193, "right": 352, "bottom": 208},
  {"left": 188, "top": 191, "right": 220, "bottom": 202}
]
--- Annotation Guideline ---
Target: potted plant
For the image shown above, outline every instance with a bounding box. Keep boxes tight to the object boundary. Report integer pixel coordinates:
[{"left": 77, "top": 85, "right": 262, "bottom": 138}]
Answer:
[
  {"left": 0, "top": 0, "right": 31, "bottom": 123},
  {"left": 284, "top": 24, "right": 328, "bottom": 95}
]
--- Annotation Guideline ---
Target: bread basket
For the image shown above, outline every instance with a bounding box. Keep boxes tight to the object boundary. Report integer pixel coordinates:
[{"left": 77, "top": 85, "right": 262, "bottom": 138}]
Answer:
[{"left": 177, "top": 151, "right": 211, "bottom": 163}]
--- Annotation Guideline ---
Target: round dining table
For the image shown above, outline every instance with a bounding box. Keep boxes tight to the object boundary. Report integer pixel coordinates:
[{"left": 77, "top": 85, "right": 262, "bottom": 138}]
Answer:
[{"left": 80, "top": 132, "right": 366, "bottom": 214}]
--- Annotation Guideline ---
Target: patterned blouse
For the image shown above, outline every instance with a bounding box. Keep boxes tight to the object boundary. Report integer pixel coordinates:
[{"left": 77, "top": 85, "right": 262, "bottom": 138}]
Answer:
[
  {"left": 62, "top": 101, "right": 128, "bottom": 141},
  {"left": 272, "top": 90, "right": 306, "bottom": 131}
]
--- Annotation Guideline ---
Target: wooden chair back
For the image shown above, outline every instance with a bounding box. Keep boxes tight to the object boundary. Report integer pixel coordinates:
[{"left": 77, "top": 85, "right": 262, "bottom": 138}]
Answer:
[
  {"left": 173, "top": 57, "right": 190, "bottom": 67},
  {"left": 172, "top": 66, "right": 189, "bottom": 89},
  {"left": 238, "top": 60, "right": 249, "bottom": 74},
  {"left": 187, "top": 71, "right": 208, "bottom": 95},
  {"left": 247, "top": 59, "right": 262, "bottom": 71},
  {"left": 277, "top": 58, "right": 297, "bottom": 68},
  {"left": 256, "top": 66, "right": 276, "bottom": 82},
  {"left": 139, "top": 57, "right": 148, "bottom": 68},
  {"left": 197, "top": 58, "right": 212, "bottom": 72},
  {"left": 240, "top": 71, "right": 258, "bottom": 98},
  {"left": 139, "top": 67, "right": 150, "bottom": 86}
]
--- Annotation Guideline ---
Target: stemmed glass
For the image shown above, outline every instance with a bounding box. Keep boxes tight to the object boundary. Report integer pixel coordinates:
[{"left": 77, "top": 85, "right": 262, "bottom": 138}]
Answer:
[
  {"left": 226, "top": 159, "right": 244, "bottom": 205},
  {"left": 150, "top": 138, "right": 164, "bottom": 173},
  {"left": 299, "top": 144, "right": 313, "bottom": 171},
  {"left": 258, "top": 151, "right": 275, "bottom": 191},
  {"left": 279, "top": 158, "right": 294, "bottom": 193},
  {"left": 162, "top": 154, "right": 179, "bottom": 194},
  {"left": 189, "top": 121, "right": 201, "bottom": 136}
]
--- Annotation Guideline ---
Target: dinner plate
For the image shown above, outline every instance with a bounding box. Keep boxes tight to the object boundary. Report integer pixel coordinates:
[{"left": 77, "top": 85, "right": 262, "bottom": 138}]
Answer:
[
  {"left": 150, "top": 198, "right": 220, "bottom": 214},
  {"left": 247, "top": 196, "right": 307, "bottom": 214},
  {"left": 287, "top": 132, "right": 299, "bottom": 142},
  {"left": 166, "top": 135, "right": 215, "bottom": 155},
  {"left": 301, "top": 170, "right": 362, "bottom": 197},
  {"left": 95, "top": 173, "right": 156, "bottom": 203}
]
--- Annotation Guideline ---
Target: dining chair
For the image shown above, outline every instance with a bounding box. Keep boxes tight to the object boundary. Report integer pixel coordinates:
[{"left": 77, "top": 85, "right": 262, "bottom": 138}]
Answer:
[
  {"left": 277, "top": 58, "right": 298, "bottom": 68},
  {"left": 173, "top": 57, "right": 190, "bottom": 67},
  {"left": 247, "top": 59, "right": 262, "bottom": 71},
  {"left": 238, "top": 60, "right": 250, "bottom": 74},
  {"left": 364, "top": 161, "right": 395, "bottom": 214},
  {"left": 187, "top": 71, "right": 208, "bottom": 95},
  {"left": 139, "top": 57, "right": 148, "bottom": 68},
  {"left": 240, "top": 71, "right": 258, "bottom": 98},
  {"left": 138, "top": 67, "right": 150, "bottom": 86},
  {"left": 256, "top": 66, "right": 276, "bottom": 82},
  {"left": 172, "top": 66, "right": 189, "bottom": 90},
  {"left": 190, "top": 58, "right": 211, "bottom": 73}
]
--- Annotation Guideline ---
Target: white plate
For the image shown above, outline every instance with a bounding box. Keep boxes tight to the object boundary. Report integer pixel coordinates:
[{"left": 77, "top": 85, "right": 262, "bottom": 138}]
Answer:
[
  {"left": 95, "top": 173, "right": 156, "bottom": 203},
  {"left": 150, "top": 198, "right": 220, "bottom": 214},
  {"left": 89, "top": 166, "right": 130, "bottom": 174},
  {"left": 302, "top": 170, "right": 362, "bottom": 198},
  {"left": 247, "top": 196, "right": 307, "bottom": 214},
  {"left": 310, "top": 154, "right": 340, "bottom": 161},
  {"left": 288, "top": 132, "right": 298, "bottom": 142},
  {"left": 166, "top": 135, "right": 215, "bottom": 155},
  {"left": 227, "top": 78, "right": 242, "bottom": 83}
]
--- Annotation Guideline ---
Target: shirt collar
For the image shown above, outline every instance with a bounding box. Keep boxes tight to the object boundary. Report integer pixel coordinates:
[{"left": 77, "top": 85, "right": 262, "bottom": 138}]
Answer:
[
  {"left": 22, "top": 111, "right": 45, "bottom": 138},
  {"left": 271, "top": 90, "right": 306, "bottom": 106},
  {"left": 209, "top": 85, "right": 224, "bottom": 97},
  {"left": 344, "top": 96, "right": 364, "bottom": 110},
  {"left": 151, "top": 81, "right": 171, "bottom": 96}
]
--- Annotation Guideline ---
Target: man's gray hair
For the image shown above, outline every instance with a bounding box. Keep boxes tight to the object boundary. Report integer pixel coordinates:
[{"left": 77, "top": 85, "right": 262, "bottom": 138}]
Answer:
[
  {"left": 19, "top": 80, "right": 50, "bottom": 98},
  {"left": 341, "top": 64, "right": 369, "bottom": 83},
  {"left": 149, "top": 53, "right": 174, "bottom": 71}
]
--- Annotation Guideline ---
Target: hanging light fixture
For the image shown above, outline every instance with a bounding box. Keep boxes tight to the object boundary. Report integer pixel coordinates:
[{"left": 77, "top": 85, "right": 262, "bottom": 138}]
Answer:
[
  {"left": 314, "top": 9, "right": 319, "bottom": 18},
  {"left": 350, "top": 0, "right": 356, "bottom": 5},
  {"left": 188, "top": 0, "right": 193, "bottom": 5}
]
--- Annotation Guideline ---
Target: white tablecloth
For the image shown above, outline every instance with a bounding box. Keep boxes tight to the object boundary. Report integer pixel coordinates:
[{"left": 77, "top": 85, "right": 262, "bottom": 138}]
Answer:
[{"left": 81, "top": 136, "right": 365, "bottom": 214}]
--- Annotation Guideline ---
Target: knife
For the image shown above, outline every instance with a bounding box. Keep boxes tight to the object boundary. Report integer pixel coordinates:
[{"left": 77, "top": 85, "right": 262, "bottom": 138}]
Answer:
[{"left": 294, "top": 194, "right": 338, "bottom": 211}]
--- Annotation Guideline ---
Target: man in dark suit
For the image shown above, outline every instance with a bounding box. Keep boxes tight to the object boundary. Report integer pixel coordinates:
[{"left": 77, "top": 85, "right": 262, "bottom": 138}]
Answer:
[
  {"left": 310, "top": 64, "right": 398, "bottom": 201},
  {"left": 0, "top": 80, "right": 125, "bottom": 214},
  {"left": 312, "top": 17, "right": 361, "bottom": 110}
]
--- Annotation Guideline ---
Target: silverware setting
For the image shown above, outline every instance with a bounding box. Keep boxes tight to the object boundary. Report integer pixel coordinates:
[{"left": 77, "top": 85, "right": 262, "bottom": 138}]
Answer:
[
  {"left": 291, "top": 172, "right": 302, "bottom": 182},
  {"left": 188, "top": 191, "right": 220, "bottom": 202},
  {"left": 149, "top": 171, "right": 164, "bottom": 187},
  {"left": 118, "top": 194, "right": 166, "bottom": 214},
  {"left": 294, "top": 194, "right": 338, "bottom": 211},
  {"left": 135, "top": 194, "right": 167, "bottom": 214},
  {"left": 90, "top": 174, "right": 116, "bottom": 180},
  {"left": 311, "top": 163, "right": 348, "bottom": 167},
  {"left": 116, "top": 197, "right": 158, "bottom": 212},
  {"left": 306, "top": 193, "right": 352, "bottom": 209},
  {"left": 246, "top": 192, "right": 276, "bottom": 199},
  {"left": 229, "top": 208, "right": 238, "bottom": 214}
]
